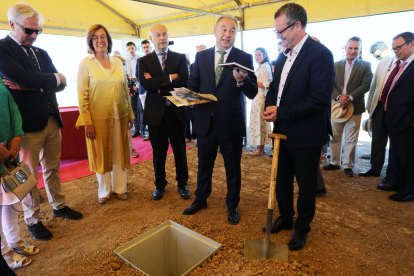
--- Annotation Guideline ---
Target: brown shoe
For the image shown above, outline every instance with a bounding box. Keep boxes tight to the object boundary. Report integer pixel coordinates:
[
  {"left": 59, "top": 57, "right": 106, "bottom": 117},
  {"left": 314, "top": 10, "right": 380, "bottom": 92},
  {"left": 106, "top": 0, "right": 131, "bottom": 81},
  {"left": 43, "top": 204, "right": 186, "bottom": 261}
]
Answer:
[
  {"left": 98, "top": 198, "right": 109, "bottom": 204},
  {"left": 116, "top": 193, "right": 127, "bottom": 200},
  {"left": 143, "top": 135, "right": 150, "bottom": 141}
]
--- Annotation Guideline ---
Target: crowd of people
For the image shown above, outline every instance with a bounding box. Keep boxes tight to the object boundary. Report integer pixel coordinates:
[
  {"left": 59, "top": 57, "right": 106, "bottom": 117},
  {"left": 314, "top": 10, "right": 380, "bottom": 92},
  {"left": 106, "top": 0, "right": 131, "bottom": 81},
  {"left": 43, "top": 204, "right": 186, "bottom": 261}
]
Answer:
[{"left": 1, "top": 2, "right": 413, "bottom": 274}]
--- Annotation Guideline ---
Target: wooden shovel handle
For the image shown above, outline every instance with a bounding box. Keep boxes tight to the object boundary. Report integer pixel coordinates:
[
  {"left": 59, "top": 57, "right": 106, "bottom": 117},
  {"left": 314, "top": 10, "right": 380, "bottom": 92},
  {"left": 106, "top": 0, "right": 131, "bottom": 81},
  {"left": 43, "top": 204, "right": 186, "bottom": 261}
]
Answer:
[{"left": 268, "top": 133, "right": 287, "bottom": 210}]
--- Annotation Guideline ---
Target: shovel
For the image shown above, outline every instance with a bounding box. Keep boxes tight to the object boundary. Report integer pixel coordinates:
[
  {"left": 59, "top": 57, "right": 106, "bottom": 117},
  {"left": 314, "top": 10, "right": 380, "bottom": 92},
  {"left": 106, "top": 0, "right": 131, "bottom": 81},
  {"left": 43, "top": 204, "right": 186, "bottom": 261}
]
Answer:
[{"left": 244, "top": 133, "right": 289, "bottom": 262}]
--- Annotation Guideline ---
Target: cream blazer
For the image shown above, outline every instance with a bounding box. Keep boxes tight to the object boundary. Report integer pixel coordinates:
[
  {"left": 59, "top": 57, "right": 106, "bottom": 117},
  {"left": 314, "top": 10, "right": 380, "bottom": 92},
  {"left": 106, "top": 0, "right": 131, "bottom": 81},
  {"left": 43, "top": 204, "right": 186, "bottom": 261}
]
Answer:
[
  {"left": 76, "top": 54, "right": 134, "bottom": 174},
  {"left": 367, "top": 57, "right": 395, "bottom": 119}
]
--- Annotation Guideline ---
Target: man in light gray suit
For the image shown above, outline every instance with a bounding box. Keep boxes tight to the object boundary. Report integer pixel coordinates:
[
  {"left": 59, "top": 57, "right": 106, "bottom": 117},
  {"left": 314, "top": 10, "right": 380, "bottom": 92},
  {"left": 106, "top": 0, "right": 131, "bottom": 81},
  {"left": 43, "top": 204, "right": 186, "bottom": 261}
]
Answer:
[
  {"left": 359, "top": 44, "right": 394, "bottom": 185},
  {"left": 323, "top": 36, "right": 373, "bottom": 177}
]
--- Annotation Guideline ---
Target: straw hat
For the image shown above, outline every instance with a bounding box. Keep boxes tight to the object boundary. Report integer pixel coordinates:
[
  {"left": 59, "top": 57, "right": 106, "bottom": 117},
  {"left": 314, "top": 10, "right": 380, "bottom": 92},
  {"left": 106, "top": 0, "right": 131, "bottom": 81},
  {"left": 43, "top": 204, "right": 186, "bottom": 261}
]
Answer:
[
  {"left": 361, "top": 119, "right": 373, "bottom": 137},
  {"left": 331, "top": 101, "right": 354, "bottom": 123}
]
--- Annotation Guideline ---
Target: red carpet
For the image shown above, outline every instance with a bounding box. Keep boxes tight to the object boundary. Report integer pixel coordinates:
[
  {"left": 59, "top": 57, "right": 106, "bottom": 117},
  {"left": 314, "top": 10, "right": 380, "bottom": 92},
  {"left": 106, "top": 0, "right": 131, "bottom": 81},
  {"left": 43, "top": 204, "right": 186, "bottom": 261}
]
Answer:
[{"left": 36, "top": 137, "right": 192, "bottom": 189}]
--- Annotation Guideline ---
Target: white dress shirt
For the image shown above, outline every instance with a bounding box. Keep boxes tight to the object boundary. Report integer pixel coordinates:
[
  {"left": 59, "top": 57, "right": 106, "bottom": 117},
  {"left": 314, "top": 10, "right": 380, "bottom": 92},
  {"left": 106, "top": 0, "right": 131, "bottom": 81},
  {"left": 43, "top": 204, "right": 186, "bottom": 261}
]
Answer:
[
  {"left": 125, "top": 55, "right": 138, "bottom": 78},
  {"left": 8, "top": 33, "right": 60, "bottom": 87},
  {"left": 339, "top": 58, "right": 357, "bottom": 101},
  {"left": 277, "top": 34, "right": 309, "bottom": 107}
]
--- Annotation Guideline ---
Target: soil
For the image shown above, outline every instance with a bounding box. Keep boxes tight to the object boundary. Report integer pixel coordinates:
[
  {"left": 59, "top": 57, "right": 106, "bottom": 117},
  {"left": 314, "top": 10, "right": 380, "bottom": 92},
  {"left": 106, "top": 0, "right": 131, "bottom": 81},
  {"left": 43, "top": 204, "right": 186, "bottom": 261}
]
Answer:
[{"left": 14, "top": 138, "right": 414, "bottom": 276}]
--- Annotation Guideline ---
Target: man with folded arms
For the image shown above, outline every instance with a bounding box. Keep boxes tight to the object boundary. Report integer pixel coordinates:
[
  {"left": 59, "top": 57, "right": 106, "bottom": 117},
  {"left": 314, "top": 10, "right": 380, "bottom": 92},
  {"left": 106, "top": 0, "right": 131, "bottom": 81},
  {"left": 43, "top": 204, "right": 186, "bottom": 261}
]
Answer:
[
  {"left": 182, "top": 15, "right": 257, "bottom": 225},
  {"left": 323, "top": 36, "right": 372, "bottom": 177},
  {"left": 0, "top": 3, "right": 83, "bottom": 241}
]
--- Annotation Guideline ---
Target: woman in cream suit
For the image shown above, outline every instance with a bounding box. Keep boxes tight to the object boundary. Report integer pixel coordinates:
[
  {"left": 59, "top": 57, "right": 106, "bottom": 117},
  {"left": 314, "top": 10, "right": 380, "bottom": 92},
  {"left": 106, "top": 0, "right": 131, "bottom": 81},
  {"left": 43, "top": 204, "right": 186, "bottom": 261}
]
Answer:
[{"left": 76, "top": 24, "right": 134, "bottom": 204}]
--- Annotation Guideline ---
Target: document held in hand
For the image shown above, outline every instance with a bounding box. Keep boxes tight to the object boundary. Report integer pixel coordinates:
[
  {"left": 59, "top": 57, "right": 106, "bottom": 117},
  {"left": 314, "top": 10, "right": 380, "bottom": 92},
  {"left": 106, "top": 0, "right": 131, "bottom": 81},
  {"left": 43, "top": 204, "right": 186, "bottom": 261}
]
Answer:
[
  {"left": 165, "top": 87, "right": 217, "bottom": 107},
  {"left": 217, "top": 62, "right": 254, "bottom": 73}
]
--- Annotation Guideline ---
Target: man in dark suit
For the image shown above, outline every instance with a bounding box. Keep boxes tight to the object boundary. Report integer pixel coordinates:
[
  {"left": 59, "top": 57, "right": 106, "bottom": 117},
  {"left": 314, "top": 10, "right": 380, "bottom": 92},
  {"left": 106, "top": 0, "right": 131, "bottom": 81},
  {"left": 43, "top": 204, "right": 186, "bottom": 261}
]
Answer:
[
  {"left": 384, "top": 32, "right": 414, "bottom": 202},
  {"left": 138, "top": 24, "right": 192, "bottom": 201},
  {"left": 262, "top": 3, "right": 334, "bottom": 250},
  {"left": 182, "top": 15, "right": 258, "bottom": 225},
  {"left": 0, "top": 3, "right": 83, "bottom": 241}
]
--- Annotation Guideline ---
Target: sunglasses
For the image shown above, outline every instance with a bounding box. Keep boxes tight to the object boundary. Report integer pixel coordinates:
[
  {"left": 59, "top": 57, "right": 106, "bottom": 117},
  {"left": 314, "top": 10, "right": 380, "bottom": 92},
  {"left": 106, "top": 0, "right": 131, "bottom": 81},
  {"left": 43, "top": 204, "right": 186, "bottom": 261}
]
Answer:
[{"left": 14, "top": 21, "right": 42, "bottom": 35}]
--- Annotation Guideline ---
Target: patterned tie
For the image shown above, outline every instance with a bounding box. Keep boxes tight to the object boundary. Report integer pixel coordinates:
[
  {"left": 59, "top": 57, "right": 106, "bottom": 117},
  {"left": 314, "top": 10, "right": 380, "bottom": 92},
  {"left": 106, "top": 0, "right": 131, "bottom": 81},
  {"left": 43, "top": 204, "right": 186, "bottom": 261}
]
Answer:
[
  {"left": 158, "top": 52, "right": 167, "bottom": 72},
  {"left": 384, "top": 61, "right": 407, "bottom": 111},
  {"left": 380, "top": 60, "right": 401, "bottom": 102},
  {"left": 215, "top": 51, "right": 226, "bottom": 86},
  {"left": 21, "top": 45, "right": 40, "bottom": 72}
]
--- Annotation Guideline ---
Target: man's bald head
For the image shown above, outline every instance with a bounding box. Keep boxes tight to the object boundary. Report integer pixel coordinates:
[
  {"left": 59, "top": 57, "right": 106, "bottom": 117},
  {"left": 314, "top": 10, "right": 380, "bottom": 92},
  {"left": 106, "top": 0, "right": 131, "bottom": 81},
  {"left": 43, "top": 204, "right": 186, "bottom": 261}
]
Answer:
[{"left": 150, "top": 24, "right": 169, "bottom": 52}]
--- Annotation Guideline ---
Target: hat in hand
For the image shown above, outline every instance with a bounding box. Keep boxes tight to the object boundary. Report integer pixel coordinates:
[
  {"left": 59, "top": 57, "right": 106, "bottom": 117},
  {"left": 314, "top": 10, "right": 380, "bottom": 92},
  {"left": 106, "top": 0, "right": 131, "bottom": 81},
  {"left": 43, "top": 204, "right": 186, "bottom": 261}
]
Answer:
[
  {"left": 331, "top": 101, "right": 354, "bottom": 123},
  {"left": 361, "top": 119, "right": 373, "bottom": 137}
]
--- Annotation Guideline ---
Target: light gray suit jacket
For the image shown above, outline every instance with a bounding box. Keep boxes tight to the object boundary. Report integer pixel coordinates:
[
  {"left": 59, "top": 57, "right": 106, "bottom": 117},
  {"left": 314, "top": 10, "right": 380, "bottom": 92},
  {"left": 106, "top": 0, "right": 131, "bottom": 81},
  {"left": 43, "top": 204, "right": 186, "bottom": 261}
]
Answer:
[
  {"left": 366, "top": 57, "right": 394, "bottom": 119},
  {"left": 332, "top": 58, "right": 373, "bottom": 115}
]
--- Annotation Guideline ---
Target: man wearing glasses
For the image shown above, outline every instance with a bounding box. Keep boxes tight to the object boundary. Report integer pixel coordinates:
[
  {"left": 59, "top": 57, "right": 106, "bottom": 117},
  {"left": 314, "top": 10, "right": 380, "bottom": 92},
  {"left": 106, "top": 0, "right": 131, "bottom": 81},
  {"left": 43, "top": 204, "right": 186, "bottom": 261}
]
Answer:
[
  {"left": 0, "top": 3, "right": 83, "bottom": 241},
  {"left": 370, "top": 41, "right": 392, "bottom": 61},
  {"left": 359, "top": 41, "right": 394, "bottom": 183},
  {"left": 262, "top": 3, "right": 334, "bottom": 251},
  {"left": 383, "top": 32, "right": 414, "bottom": 202}
]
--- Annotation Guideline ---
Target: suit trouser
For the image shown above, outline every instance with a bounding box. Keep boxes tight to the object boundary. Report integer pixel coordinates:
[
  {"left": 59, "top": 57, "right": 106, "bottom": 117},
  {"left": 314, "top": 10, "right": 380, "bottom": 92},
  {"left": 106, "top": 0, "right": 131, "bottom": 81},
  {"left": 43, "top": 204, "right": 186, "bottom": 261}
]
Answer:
[
  {"left": 130, "top": 95, "right": 145, "bottom": 134},
  {"left": 19, "top": 116, "right": 66, "bottom": 226},
  {"left": 316, "top": 166, "right": 325, "bottom": 189},
  {"left": 276, "top": 142, "right": 320, "bottom": 234},
  {"left": 330, "top": 114, "right": 362, "bottom": 169},
  {"left": 96, "top": 118, "right": 127, "bottom": 198},
  {"left": 388, "top": 126, "right": 414, "bottom": 194},
  {"left": 194, "top": 117, "right": 243, "bottom": 208},
  {"left": 370, "top": 102, "right": 391, "bottom": 176},
  {"left": 148, "top": 107, "right": 189, "bottom": 189}
]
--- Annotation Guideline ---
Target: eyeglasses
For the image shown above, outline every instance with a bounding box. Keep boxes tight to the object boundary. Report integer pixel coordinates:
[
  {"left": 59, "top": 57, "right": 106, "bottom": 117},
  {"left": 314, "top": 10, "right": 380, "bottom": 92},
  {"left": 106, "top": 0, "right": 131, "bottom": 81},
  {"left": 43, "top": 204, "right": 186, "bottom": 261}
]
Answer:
[
  {"left": 274, "top": 22, "right": 297, "bottom": 35},
  {"left": 92, "top": 35, "right": 107, "bottom": 41},
  {"left": 14, "top": 21, "right": 42, "bottom": 35},
  {"left": 392, "top": 42, "right": 409, "bottom": 52},
  {"left": 374, "top": 50, "right": 384, "bottom": 60}
]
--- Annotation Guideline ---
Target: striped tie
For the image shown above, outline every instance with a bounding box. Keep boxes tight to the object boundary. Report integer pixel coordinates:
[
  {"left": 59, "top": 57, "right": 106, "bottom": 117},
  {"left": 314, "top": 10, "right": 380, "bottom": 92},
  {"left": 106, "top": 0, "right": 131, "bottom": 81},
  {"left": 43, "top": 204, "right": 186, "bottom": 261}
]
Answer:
[
  {"left": 380, "top": 60, "right": 401, "bottom": 102},
  {"left": 215, "top": 51, "right": 226, "bottom": 86},
  {"left": 158, "top": 52, "right": 167, "bottom": 72}
]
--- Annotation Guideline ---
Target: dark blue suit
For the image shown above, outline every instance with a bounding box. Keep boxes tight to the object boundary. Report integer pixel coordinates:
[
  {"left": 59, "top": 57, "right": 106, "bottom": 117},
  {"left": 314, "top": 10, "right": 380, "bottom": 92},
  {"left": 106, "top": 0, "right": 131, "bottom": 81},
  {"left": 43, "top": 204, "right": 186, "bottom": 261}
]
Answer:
[
  {"left": 138, "top": 50, "right": 192, "bottom": 189},
  {"left": 0, "top": 35, "right": 65, "bottom": 133},
  {"left": 384, "top": 60, "right": 414, "bottom": 195},
  {"left": 265, "top": 36, "right": 334, "bottom": 233},
  {"left": 188, "top": 47, "right": 258, "bottom": 208}
]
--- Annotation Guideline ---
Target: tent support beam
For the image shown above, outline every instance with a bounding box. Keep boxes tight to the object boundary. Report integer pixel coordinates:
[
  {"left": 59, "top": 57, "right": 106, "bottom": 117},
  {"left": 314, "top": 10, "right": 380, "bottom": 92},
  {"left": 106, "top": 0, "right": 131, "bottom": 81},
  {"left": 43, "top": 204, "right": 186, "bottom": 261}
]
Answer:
[
  {"left": 137, "top": 0, "right": 285, "bottom": 29},
  {"left": 96, "top": 0, "right": 140, "bottom": 37},
  {"left": 131, "top": 0, "right": 242, "bottom": 21}
]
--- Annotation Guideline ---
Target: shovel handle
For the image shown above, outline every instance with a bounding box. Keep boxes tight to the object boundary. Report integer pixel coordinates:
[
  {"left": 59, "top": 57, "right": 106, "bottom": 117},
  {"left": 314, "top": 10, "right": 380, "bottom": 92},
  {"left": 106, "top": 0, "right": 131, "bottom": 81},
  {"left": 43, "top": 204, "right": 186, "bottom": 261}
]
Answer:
[{"left": 268, "top": 134, "right": 287, "bottom": 210}]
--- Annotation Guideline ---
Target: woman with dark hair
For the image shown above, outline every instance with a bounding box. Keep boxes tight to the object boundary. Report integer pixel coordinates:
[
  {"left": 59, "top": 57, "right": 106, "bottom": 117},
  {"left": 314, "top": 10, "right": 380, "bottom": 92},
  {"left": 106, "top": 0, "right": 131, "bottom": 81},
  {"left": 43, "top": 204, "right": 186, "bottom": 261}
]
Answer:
[
  {"left": 76, "top": 24, "right": 134, "bottom": 204},
  {"left": 248, "top": 47, "right": 272, "bottom": 156}
]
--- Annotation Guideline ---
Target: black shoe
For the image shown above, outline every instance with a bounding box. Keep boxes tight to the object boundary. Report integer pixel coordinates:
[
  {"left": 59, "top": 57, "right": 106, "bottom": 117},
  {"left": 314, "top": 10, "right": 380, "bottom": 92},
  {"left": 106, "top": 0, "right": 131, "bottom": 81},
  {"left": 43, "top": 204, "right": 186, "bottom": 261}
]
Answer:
[
  {"left": 53, "top": 206, "right": 83, "bottom": 220},
  {"left": 177, "top": 186, "right": 191, "bottom": 199},
  {"left": 132, "top": 130, "right": 140, "bottom": 138},
  {"left": 288, "top": 231, "right": 307, "bottom": 251},
  {"left": 182, "top": 201, "right": 207, "bottom": 215},
  {"left": 388, "top": 193, "right": 414, "bottom": 202},
  {"left": 377, "top": 183, "right": 400, "bottom": 192},
  {"left": 360, "top": 153, "right": 371, "bottom": 160},
  {"left": 227, "top": 208, "right": 240, "bottom": 225},
  {"left": 152, "top": 188, "right": 165, "bottom": 200},
  {"left": 322, "top": 164, "right": 340, "bottom": 170},
  {"left": 358, "top": 169, "right": 380, "bottom": 177},
  {"left": 262, "top": 217, "right": 293, "bottom": 233},
  {"left": 381, "top": 177, "right": 390, "bottom": 184},
  {"left": 316, "top": 187, "right": 328, "bottom": 195},
  {"left": 344, "top": 169, "right": 354, "bottom": 177},
  {"left": 28, "top": 222, "right": 53, "bottom": 241}
]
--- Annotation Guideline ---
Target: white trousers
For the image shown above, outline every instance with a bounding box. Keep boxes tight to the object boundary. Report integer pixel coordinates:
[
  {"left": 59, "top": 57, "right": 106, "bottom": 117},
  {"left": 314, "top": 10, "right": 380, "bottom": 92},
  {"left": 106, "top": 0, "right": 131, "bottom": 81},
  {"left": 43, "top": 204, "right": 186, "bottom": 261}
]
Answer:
[
  {"left": 330, "top": 114, "right": 362, "bottom": 169},
  {"left": 96, "top": 118, "right": 127, "bottom": 198},
  {"left": 0, "top": 205, "right": 18, "bottom": 255}
]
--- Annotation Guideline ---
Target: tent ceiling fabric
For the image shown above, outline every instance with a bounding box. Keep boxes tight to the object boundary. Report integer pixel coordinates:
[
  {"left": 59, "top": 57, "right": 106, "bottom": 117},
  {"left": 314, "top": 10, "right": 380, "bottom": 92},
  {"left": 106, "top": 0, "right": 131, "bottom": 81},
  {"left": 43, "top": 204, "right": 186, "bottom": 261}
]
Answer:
[{"left": 1, "top": 0, "right": 414, "bottom": 39}]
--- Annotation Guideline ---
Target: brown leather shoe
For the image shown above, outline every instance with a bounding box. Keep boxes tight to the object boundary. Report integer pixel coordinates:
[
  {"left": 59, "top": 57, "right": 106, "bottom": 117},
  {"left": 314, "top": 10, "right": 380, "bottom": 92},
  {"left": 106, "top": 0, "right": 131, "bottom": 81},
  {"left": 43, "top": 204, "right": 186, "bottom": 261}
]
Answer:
[
  {"left": 98, "top": 198, "right": 109, "bottom": 204},
  {"left": 116, "top": 193, "right": 127, "bottom": 200},
  {"left": 143, "top": 135, "right": 150, "bottom": 141}
]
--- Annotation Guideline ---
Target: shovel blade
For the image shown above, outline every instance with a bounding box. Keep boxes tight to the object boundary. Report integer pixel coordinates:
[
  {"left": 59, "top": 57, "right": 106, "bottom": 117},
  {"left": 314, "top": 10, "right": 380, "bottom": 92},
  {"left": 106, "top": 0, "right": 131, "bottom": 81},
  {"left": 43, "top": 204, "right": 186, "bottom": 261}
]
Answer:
[{"left": 244, "top": 238, "right": 288, "bottom": 262}]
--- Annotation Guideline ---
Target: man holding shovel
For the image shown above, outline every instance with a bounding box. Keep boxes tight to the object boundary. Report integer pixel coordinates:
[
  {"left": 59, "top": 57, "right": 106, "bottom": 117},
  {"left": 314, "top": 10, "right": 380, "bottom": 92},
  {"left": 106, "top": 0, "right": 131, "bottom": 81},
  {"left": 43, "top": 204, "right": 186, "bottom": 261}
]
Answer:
[{"left": 262, "top": 3, "right": 334, "bottom": 251}]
